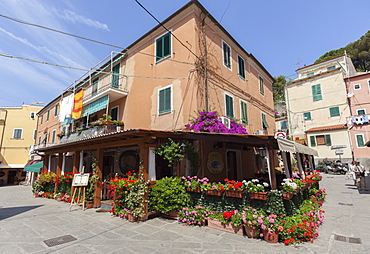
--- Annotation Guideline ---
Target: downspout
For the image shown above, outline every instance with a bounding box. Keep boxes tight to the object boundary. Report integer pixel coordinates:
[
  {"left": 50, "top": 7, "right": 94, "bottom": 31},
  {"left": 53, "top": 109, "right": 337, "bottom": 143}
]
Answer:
[
  {"left": 0, "top": 109, "right": 8, "bottom": 157},
  {"left": 202, "top": 16, "right": 208, "bottom": 111},
  {"left": 285, "top": 85, "right": 293, "bottom": 139}
]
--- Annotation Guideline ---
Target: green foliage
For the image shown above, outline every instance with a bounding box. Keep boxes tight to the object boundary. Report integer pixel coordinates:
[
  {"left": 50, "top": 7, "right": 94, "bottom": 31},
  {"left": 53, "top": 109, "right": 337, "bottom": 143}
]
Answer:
[
  {"left": 150, "top": 177, "right": 192, "bottom": 214},
  {"left": 273, "top": 75, "right": 288, "bottom": 103},
  {"left": 265, "top": 191, "right": 286, "bottom": 215},
  {"left": 32, "top": 180, "right": 44, "bottom": 193},
  {"left": 209, "top": 210, "right": 243, "bottom": 227},
  {"left": 315, "top": 30, "right": 370, "bottom": 72}
]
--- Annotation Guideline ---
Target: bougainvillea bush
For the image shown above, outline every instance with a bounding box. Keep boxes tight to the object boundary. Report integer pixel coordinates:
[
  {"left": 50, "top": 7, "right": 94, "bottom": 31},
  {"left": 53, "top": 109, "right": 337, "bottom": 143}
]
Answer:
[{"left": 186, "top": 111, "right": 248, "bottom": 134}]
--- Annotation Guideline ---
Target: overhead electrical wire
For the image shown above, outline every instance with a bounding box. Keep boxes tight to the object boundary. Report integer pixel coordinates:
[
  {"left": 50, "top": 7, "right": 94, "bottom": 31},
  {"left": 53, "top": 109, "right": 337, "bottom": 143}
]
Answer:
[
  {"left": 0, "top": 13, "right": 194, "bottom": 66},
  {"left": 0, "top": 52, "right": 188, "bottom": 80}
]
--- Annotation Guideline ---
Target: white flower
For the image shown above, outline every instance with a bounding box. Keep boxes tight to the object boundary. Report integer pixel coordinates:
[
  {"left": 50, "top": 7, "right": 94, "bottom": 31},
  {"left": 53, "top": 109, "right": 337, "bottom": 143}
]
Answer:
[
  {"left": 252, "top": 179, "right": 259, "bottom": 183},
  {"left": 263, "top": 182, "right": 269, "bottom": 187}
]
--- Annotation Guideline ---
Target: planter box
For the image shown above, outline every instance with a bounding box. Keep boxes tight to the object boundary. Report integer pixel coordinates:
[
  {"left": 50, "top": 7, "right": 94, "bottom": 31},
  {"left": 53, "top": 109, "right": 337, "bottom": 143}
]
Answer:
[
  {"left": 249, "top": 192, "right": 268, "bottom": 200},
  {"left": 186, "top": 187, "right": 201, "bottom": 193},
  {"left": 207, "top": 218, "right": 243, "bottom": 235},
  {"left": 205, "top": 190, "right": 223, "bottom": 196},
  {"left": 225, "top": 190, "right": 243, "bottom": 198},
  {"left": 282, "top": 192, "right": 293, "bottom": 200}
]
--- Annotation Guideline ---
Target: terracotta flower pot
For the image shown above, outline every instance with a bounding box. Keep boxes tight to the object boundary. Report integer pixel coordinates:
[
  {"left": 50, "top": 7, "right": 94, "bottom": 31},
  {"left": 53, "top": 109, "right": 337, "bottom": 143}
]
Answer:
[
  {"left": 249, "top": 192, "right": 268, "bottom": 200},
  {"left": 205, "top": 190, "right": 223, "bottom": 196},
  {"left": 262, "top": 229, "right": 279, "bottom": 243},
  {"left": 282, "top": 192, "right": 293, "bottom": 200},
  {"left": 244, "top": 225, "right": 260, "bottom": 238},
  {"left": 225, "top": 190, "right": 243, "bottom": 198},
  {"left": 186, "top": 187, "right": 201, "bottom": 193},
  {"left": 162, "top": 210, "right": 179, "bottom": 219},
  {"left": 34, "top": 193, "right": 40, "bottom": 198},
  {"left": 207, "top": 218, "right": 243, "bottom": 235},
  {"left": 127, "top": 213, "right": 138, "bottom": 222}
]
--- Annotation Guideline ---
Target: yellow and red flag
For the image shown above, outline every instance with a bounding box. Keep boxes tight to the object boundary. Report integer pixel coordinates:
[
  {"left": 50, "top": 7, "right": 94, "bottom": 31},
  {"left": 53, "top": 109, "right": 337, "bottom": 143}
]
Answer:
[{"left": 72, "top": 89, "right": 84, "bottom": 119}]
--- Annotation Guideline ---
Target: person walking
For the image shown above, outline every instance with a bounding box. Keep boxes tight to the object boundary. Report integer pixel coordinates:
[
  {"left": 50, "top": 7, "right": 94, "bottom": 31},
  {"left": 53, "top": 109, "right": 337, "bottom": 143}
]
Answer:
[
  {"left": 355, "top": 162, "right": 368, "bottom": 191},
  {"left": 348, "top": 161, "right": 357, "bottom": 186}
]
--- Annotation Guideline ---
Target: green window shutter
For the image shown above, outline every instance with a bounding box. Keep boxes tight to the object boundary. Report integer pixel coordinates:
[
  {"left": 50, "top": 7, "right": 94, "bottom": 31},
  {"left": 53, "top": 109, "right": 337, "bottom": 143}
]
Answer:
[
  {"left": 312, "top": 84, "right": 322, "bottom": 101},
  {"left": 262, "top": 113, "right": 269, "bottom": 129},
  {"left": 356, "top": 135, "right": 364, "bottom": 147},
  {"left": 92, "top": 78, "right": 99, "bottom": 96},
  {"left": 329, "top": 107, "right": 340, "bottom": 117},
  {"left": 156, "top": 32, "right": 171, "bottom": 62},
  {"left": 238, "top": 56, "right": 245, "bottom": 79},
  {"left": 259, "top": 76, "right": 264, "bottom": 95},
  {"left": 310, "top": 136, "right": 316, "bottom": 147},
  {"left": 357, "top": 109, "right": 366, "bottom": 115},
  {"left": 304, "top": 112, "right": 311, "bottom": 121},
  {"left": 240, "top": 101, "right": 248, "bottom": 124},
  {"left": 111, "top": 63, "right": 120, "bottom": 88},
  {"left": 223, "top": 42, "right": 231, "bottom": 68},
  {"left": 54, "top": 104, "right": 58, "bottom": 116},
  {"left": 325, "top": 134, "right": 332, "bottom": 146},
  {"left": 51, "top": 130, "right": 56, "bottom": 144},
  {"left": 159, "top": 87, "right": 171, "bottom": 114},
  {"left": 225, "top": 95, "right": 234, "bottom": 118}
]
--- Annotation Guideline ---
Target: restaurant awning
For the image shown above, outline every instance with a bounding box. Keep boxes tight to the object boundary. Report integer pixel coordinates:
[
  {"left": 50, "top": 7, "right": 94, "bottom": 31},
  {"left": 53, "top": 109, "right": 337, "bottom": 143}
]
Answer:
[
  {"left": 24, "top": 161, "right": 43, "bottom": 173},
  {"left": 276, "top": 137, "right": 318, "bottom": 156}
]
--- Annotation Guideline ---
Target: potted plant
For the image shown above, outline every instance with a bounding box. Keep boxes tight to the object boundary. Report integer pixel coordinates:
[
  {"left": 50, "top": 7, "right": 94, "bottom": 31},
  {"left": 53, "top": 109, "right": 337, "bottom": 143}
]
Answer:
[
  {"left": 177, "top": 206, "right": 213, "bottom": 226},
  {"left": 281, "top": 178, "right": 298, "bottom": 200},
  {"left": 150, "top": 176, "right": 192, "bottom": 218},
  {"left": 259, "top": 214, "right": 284, "bottom": 243},
  {"left": 32, "top": 180, "right": 44, "bottom": 197},
  {"left": 208, "top": 210, "right": 243, "bottom": 235},
  {"left": 242, "top": 206, "right": 265, "bottom": 238},
  {"left": 224, "top": 178, "right": 244, "bottom": 198},
  {"left": 243, "top": 179, "right": 269, "bottom": 200}
]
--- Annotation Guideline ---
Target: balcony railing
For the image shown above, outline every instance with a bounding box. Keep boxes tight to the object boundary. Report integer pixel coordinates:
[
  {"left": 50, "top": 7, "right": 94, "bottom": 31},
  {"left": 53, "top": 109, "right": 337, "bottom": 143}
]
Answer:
[{"left": 59, "top": 124, "right": 121, "bottom": 144}]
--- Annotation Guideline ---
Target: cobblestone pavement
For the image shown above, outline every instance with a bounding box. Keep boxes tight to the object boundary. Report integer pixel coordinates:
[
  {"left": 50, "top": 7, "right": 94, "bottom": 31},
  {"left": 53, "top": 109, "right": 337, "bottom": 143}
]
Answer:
[{"left": 1, "top": 174, "right": 370, "bottom": 253}]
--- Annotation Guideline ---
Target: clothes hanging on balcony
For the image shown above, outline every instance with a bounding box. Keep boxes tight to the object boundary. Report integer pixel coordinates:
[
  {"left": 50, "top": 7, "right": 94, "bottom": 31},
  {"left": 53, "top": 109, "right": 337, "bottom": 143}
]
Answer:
[
  {"left": 362, "top": 115, "right": 369, "bottom": 124},
  {"left": 59, "top": 94, "right": 74, "bottom": 122}
]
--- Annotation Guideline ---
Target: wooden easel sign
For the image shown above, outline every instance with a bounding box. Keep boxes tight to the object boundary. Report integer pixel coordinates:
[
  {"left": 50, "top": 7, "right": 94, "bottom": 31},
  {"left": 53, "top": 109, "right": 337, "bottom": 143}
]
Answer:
[{"left": 72, "top": 173, "right": 90, "bottom": 187}]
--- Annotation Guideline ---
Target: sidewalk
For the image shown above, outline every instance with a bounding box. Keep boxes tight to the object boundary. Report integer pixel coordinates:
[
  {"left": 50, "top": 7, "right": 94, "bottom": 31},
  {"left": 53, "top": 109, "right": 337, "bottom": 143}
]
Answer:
[{"left": 0, "top": 174, "right": 369, "bottom": 254}]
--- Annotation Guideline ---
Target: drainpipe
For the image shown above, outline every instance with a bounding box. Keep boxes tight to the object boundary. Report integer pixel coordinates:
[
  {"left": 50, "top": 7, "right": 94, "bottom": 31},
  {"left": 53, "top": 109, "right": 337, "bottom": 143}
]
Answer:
[
  {"left": 0, "top": 109, "right": 8, "bottom": 158},
  {"left": 202, "top": 16, "right": 208, "bottom": 111}
]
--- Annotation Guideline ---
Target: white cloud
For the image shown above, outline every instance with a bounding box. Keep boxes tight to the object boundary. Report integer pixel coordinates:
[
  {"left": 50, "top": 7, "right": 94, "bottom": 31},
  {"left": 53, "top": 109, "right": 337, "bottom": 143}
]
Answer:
[{"left": 53, "top": 9, "right": 110, "bottom": 32}]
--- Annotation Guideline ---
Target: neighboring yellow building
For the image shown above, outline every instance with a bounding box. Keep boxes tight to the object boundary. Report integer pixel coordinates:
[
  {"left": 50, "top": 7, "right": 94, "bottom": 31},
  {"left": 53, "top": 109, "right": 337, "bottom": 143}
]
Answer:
[{"left": 0, "top": 105, "right": 42, "bottom": 185}]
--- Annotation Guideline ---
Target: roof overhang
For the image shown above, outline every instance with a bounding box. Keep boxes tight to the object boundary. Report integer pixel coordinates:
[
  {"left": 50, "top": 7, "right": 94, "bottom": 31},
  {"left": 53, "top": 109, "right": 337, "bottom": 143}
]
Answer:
[{"left": 276, "top": 137, "right": 318, "bottom": 156}]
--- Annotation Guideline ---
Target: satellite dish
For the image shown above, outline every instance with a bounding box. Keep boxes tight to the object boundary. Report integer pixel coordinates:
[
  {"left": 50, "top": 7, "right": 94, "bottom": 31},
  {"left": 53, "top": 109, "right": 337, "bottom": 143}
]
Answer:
[{"left": 347, "top": 92, "right": 353, "bottom": 98}]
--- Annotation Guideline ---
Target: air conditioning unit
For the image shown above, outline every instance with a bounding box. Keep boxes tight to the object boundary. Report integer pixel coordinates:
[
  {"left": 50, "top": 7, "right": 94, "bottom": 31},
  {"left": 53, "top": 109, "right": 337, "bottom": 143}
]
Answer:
[{"left": 220, "top": 116, "right": 231, "bottom": 129}]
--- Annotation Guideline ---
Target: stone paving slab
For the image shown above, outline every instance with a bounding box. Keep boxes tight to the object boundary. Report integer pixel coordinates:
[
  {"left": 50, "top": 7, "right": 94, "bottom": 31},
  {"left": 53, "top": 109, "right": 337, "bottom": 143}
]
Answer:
[{"left": 1, "top": 174, "right": 370, "bottom": 253}]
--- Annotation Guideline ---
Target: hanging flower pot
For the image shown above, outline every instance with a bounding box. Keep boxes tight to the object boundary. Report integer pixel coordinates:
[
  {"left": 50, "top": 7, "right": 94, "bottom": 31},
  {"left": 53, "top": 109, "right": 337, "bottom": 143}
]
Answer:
[
  {"left": 282, "top": 191, "right": 293, "bottom": 200},
  {"left": 225, "top": 190, "right": 243, "bottom": 198},
  {"left": 205, "top": 190, "right": 223, "bottom": 196},
  {"left": 249, "top": 192, "right": 268, "bottom": 200},
  {"left": 186, "top": 187, "right": 201, "bottom": 193}
]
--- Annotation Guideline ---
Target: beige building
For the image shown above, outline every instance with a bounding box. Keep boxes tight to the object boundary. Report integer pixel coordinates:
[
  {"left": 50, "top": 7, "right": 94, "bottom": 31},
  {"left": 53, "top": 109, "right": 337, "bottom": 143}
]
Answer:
[
  {"left": 0, "top": 105, "right": 42, "bottom": 184},
  {"left": 286, "top": 55, "right": 356, "bottom": 162}
]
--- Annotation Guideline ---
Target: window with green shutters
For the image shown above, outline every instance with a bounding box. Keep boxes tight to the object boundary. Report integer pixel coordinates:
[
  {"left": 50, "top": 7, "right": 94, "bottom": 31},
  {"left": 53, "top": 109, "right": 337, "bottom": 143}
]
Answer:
[
  {"left": 51, "top": 130, "right": 56, "bottom": 144},
  {"left": 54, "top": 104, "right": 58, "bottom": 116},
  {"left": 325, "top": 134, "right": 331, "bottom": 146},
  {"left": 92, "top": 78, "right": 99, "bottom": 96},
  {"left": 111, "top": 63, "right": 120, "bottom": 88},
  {"left": 310, "top": 136, "right": 316, "bottom": 146},
  {"left": 262, "top": 113, "right": 269, "bottom": 129},
  {"left": 357, "top": 109, "right": 366, "bottom": 115},
  {"left": 259, "top": 76, "right": 264, "bottom": 95},
  {"left": 329, "top": 107, "right": 340, "bottom": 117},
  {"left": 304, "top": 112, "right": 311, "bottom": 121},
  {"left": 356, "top": 134, "right": 365, "bottom": 147},
  {"left": 240, "top": 100, "right": 248, "bottom": 124},
  {"left": 156, "top": 32, "right": 171, "bottom": 62},
  {"left": 222, "top": 41, "right": 231, "bottom": 69},
  {"left": 312, "top": 84, "right": 322, "bottom": 101},
  {"left": 158, "top": 86, "right": 172, "bottom": 114},
  {"left": 46, "top": 110, "right": 50, "bottom": 121},
  {"left": 225, "top": 94, "right": 234, "bottom": 118},
  {"left": 13, "top": 128, "right": 22, "bottom": 139},
  {"left": 237, "top": 56, "right": 245, "bottom": 79}
]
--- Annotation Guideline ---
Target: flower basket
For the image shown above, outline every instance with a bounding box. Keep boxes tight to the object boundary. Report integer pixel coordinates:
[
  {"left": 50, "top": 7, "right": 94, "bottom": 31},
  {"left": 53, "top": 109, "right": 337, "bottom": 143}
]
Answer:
[
  {"left": 249, "top": 192, "right": 268, "bottom": 200},
  {"left": 127, "top": 212, "right": 139, "bottom": 222},
  {"left": 244, "top": 225, "right": 260, "bottom": 238},
  {"left": 282, "top": 192, "right": 293, "bottom": 200},
  {"left": 207, "top": 218, "right": 243, "bottom": 235},
  {"left": 186, "top": 187, "right": 201, "bottom": 193},
  {"left": 225, "top": 190, "right": 243, "bottom": 198},
  {"left": 205, "top": 190, "right": 223, "bottom": 196},
  {"left": 262, "top": 229, "right": 279, "bottom": 243}
]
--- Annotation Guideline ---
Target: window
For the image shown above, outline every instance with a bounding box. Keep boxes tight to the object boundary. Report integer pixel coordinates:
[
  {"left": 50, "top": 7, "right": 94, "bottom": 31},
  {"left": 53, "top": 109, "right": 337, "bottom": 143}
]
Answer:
[
  {"left": 30, "top": 112, "right": 35, "bottom": 119},
  {"left": 111, "top": 106, "right": 118, "bottom": 121},
  {"left": 315, "top": 134, "right": 331, "bottom": 146},
  {"left": 354, "top": 84, "right": 361, "bottom": 90},
  {"left": 280, "top": 120, "right": 287, "bottom": 130},
  {"left": 222, "top": 41, "right": 231, "bottom": 69},
  {"left": 261, "top": 113, "right": 269, "bottom": 129},
  {"left": 54, "top": 104, "right": 59, "bottom": 116},
  {"left": 40, "top": 115, "right": 43, "bottom": 124},
  {"left": 303, "top": 112, "right": 311, "bottom": 121},
  {"left": 312, "top": 84, "right": 322, "bottom": 101},
  {"left": 158, "top": 86, "right": 172, "bottom": 114},
  {"left": 38, "top": 136, "right": 41, "bottom": 145},
  {"left": 240, "top": 100, "right": 248, "bottom": 124},
  {"left": 310, "top": 136, "right": 316, "bottom": 147},
  {"left": 307, "top": 72, "right": 314, "bottom": 77},
  {"left": 225, "top": 94, "right": 234, "bottom": 118},
  {"left": 155, "top": 32, "right": 171, "bottom": 62},
  {"left": 357, "top": 109, "right": 366, "bottom": 115},
  {"left": 356, "top": 134, "right": 365, "bottom": 147},
  {"left": 112, "top": 63, "right": 120, "bottom": 88},
  {"left": 51, "top": 130, "right": 56, "bottom": 144},
  {"left": 259, "top": 76, "right": 264, "bottom": 95},
  {"left": 327, "top": 65, "right": 336, "bottom": 71},
  {"left": 92, "top": 78, "right": 99, "bottom": 96},
  {"left": 33, "top": 129, "right": 37, "bottom": 140},
  {"left": 329, "top": 107, "right": 340, "bottom": 117},
  {"left": 13, "top": 128, "right": 22, "bottom": 139},
  {"left": 237, "top": 55, "right": 245, "bottom": 79},
  {"left": 46, "top": 109, "right": 50, "bottom": 121}
]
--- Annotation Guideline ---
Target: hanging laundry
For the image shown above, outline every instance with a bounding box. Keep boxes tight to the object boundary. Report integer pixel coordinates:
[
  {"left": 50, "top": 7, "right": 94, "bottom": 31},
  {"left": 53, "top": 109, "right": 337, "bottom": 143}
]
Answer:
[
  {"left": 72, "top": 90, "right": 84, "bottom": 119},
  {"left": 351, "top": 117, "right": 356, "bottom": 125},
  {"left": 362, "top": 115, "right": 369, "bottom": 124},
  {"left": 355, "top": 116, "right": 363, "bottom": 125},
  {"left": 58, "top": 94, "right": 74, "bottom": 122}
]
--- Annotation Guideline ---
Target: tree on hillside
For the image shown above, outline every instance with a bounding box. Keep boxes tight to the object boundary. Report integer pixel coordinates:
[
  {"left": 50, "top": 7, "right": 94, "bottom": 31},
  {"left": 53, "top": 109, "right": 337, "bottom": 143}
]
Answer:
[
  {"left": 273, "top": 75, "right": 288, "bottom": 103},
  {"left": 315, "top": 30, "right": 370, "bottom": 72}
]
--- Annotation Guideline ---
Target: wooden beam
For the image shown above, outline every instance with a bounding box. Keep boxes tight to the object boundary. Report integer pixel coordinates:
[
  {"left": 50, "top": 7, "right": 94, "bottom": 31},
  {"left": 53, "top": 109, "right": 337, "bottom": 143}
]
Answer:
[
  {"left": 94, "top": 148, "right": 104, "bottom": 208},
  {"left": 43, "top": 154, "right": 50, "bottom": 172},
  {"left": 56, "top": 153, "right": 63, "bottom": 175},
  {"left": 268, "top": 147, "right": 277, "bottom": 190}
]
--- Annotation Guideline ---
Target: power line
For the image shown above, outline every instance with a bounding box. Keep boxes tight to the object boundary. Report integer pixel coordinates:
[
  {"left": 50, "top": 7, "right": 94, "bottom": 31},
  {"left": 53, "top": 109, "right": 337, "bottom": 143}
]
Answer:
[
  {"left": 0, "top": 13, "right": 194, "bottom": 66},
  {"left": 134, "top": 0, "right": 201, "bottom": 62},
  {"left": 0, "top": 52, "right": 188, "bottom": 80}
]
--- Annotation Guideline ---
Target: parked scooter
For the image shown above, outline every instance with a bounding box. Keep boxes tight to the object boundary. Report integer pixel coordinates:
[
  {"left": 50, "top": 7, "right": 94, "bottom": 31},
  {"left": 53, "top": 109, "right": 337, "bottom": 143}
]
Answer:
[{"left": 324, "top": 160, "right": 347, "bottom": 174}]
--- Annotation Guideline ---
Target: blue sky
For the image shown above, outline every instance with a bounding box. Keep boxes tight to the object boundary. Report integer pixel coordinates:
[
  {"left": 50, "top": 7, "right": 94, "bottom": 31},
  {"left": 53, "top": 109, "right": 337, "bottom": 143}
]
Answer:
[{"left": 1, "top": 0, "right": 370, "bottom": 107}]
